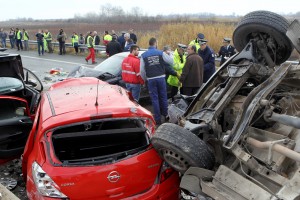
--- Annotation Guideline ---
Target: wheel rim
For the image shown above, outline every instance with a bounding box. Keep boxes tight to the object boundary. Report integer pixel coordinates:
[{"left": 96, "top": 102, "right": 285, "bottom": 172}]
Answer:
[{"left": 161, "top": 149, "right": 189, "bottom": 172}]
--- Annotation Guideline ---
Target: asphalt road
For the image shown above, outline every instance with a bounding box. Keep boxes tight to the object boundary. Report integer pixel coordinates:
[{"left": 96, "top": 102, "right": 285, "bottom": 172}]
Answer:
[
  {"left": 5, "top": 48, "right": 154, "bottom": 110},
  {"left": 5, "top": 48, "right": 105, "bottom": 86}
]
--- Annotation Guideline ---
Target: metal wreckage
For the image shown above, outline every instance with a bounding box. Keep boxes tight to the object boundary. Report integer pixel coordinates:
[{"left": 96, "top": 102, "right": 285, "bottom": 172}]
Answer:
[{"left": 152, "top": 11, "right": 300, "bottom": 200}]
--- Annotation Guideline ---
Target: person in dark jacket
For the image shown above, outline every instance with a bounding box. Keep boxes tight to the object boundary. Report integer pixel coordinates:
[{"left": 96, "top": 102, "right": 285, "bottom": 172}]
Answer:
[
  {"left": 198, "top": 39, "right": 215, "bottom": 83},
  {"left": 129, "top": 29, "right": 137, "bottom": 44},
  {"left": 216, "top": 38, "right": 236, "bottom": 66},
  {"left": 57, "top": 29, "right": 67, "bottom": 55},
  {"left": 94, "top": 32, "right": 100, "bottom": 45},
  {"left": 180, "top": 45, "right": 204, "bottom": 96},
  {"left": 35, "top": 29, "right": 44, "bottom": 56},
  {"left": 140, "top": 38, "right": 179, "bottom": 126},
  {"left": 106, "top": 35, "right": 122, "bottom": 57},
  {"left": 117, "top": 32, "right": 126, "bottom": 51}
]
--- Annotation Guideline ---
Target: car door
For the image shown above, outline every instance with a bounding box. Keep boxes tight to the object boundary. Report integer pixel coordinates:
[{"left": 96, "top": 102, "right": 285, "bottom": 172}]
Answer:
[
  {"left": 0, "top": 96, "right": 32, "bottom": 159},
  {"left": 23, "top": 67, "right": 43, "bottom": 92}
]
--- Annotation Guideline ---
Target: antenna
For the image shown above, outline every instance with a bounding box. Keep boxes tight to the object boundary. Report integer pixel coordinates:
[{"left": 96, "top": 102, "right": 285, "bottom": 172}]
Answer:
[{"left": 95, "top": 79, "right": 99, "bottom": 106}]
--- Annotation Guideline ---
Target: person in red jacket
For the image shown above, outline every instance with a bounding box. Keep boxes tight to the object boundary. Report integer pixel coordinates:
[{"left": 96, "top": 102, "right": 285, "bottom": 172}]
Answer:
[{"left": 121, "top": 44, "right": 144, "bottom": 102}]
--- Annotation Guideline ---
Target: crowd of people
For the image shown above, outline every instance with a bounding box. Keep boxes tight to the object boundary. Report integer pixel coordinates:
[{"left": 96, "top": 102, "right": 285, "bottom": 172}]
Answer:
[
  {"left": 0, "top": 28, "right": 138, "bottom": 58},
  {"left": 1, "top": 27, "right": 236, "bottom": 126},
  {"left": 121, "top": 33, "right": 236, "bottom": 126}
]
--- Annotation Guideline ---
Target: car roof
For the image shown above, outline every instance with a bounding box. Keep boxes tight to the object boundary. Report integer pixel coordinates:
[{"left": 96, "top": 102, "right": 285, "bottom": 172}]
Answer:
[
  {"left": 41, "top": 77, "right": 152, "bottom": 126},
  {"left": 108, "top": 50, "right": 145, "bottom": 58}
]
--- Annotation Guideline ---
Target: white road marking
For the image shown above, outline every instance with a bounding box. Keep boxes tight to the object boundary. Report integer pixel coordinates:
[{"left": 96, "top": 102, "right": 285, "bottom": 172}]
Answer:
[{"left": 21, "top": 55, "right": 91, "bottom": 67}]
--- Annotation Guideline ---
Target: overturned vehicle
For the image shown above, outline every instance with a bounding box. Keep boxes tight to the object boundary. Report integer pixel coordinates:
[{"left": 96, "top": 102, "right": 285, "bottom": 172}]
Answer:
[{"left": 152, "top": 11, "right": 300, "bottom": 199}]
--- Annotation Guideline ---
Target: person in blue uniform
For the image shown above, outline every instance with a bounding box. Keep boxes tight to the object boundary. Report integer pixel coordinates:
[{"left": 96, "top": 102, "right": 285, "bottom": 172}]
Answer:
[
  {"left": 198, "top": 39, "right": 216, "bottom": 83},
  {"left": 217, "top": 38, "right": 236, "bottom": 66}
]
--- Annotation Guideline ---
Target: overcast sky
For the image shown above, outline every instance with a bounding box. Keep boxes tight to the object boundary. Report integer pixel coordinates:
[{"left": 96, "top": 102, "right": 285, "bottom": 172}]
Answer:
[{"left": 0, "top": 0, "right": 299, "bottom": 21}]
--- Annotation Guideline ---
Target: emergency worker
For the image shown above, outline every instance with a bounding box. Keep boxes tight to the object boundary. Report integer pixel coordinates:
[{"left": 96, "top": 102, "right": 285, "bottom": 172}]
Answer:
[
  {"left": 103, "top": 31, "right": 112, "bottom": 46},
  {"left": 140, "top": 37, "right": 177, "bottom": 126},
  {"left": 15, "top": 28, "right": 23, "bottom": 51},
  {"left": 167, "top": 43, "right": 187, "bottom": 100},
  {"left": 71, "top": 32, "right": 79, "bottom": 55},
  {"left": 189, "top": 33, "right": 204, "bottom": 52},
  {"left": 216, "top": 38, "right": 236, "bottom": 66},
  {"left": 44, "top": 30, "right": 53, "bottom": 53},
  {"left": 121, "top": 45, "right": 144, "bottom": 102},
  {"left": 85, "top": 31, "right": 97, "bottom": 64},
  {"left": 23, "top": 29, "right": 29, "bottom": 51},
  {"left": 198, "top": 39, "right": 215, "bottom": 83}
]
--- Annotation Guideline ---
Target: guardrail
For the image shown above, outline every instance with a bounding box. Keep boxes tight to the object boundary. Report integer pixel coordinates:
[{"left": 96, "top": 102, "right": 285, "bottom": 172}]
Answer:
[
  {"left": 3, "top": 39, "right": 222, "bottom": 63},
  {"left": 5, "top": 39, "right": 106, "bottom": 51}
]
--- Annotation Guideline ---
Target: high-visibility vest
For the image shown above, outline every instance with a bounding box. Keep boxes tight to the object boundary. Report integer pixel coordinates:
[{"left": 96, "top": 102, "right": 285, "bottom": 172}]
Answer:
[
  {"left": 87, "top": 35, "right": 93, "bottom": 48},
  {"left": 104, "top": 34, "right": 112, "bottom": 41},
  {"left": 44, "top": 32, "right": 52, "bottom": 41},
  {"left": 189, "top": 40, "right": 200, "bottom": 52},
  {"left": 17, "top": 31, "right": 22, "bottom": 40},
  {"left": 167, "top": 49, "right": 186, "bottom": 87},
  {"left": 23, "top": 31, "right": 29, "bottom": 40},
  {"left": 72, "top": 35, "right": 79, "bottom": 44}
]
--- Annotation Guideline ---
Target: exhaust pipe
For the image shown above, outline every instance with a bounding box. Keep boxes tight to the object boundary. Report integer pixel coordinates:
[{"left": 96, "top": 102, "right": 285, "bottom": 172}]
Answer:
[{"left": 247, "top": 137, "right": 300, "bottom": 162}]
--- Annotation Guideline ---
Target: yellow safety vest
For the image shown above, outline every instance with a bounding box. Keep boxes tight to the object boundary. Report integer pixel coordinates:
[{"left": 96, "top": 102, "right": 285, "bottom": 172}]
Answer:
[
  {"left": 167, "top": 49, "right": 186, "bottom": 87},
  {"left": 72, "top": 35, "right": 79, "bottom": 45},
  {"left": 23, "top": 31, "right": 29, "bottom": 40},
  {"left": 189, "top": 40, "right": 200, "bottom": 52},
  {"left": 104, "top": 34, "right": 112, "bottom": 41},
  {"left": 17, "top": 31, "right": 22, "bottom": 40},
  {"left": 44, "top": 32, "right": 52, "bottom": 41},
  {"left": 87, "top": 35, "right": 93, "bottom": 48}
]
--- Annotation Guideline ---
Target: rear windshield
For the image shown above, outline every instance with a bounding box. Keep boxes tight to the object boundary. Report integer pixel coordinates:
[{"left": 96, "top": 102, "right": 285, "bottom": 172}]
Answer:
[{"left": 51, "top": 118, "right": 149, "bottom": 166}]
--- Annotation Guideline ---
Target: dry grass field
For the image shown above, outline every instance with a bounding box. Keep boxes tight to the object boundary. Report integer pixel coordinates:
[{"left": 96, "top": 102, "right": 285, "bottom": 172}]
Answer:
[
  {"left": 1, "top": 20, "right": 299, "bottom": 59},
  {"left": 1, "top": 21, "right": 235, "bottom": 52}
]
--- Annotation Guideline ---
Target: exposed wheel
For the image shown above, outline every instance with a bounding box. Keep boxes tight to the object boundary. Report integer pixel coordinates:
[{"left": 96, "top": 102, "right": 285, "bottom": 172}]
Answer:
[
  {"left": 233, "top": 10, "right": 293, "bottom": 65},
  {"left": 151, "top": 123, "right": 215, "bottom": 174}
]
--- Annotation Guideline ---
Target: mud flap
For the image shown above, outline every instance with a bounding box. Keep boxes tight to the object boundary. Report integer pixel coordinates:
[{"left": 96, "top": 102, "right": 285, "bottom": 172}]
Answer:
[{"left": 287, "top": 19, "right": 300, "bottom": 54}]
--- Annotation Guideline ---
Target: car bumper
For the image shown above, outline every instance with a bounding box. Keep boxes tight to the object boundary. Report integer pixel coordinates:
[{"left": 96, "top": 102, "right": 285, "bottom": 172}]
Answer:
[{"left": 26, "top": 171, "right": 179, "bottom": 200}]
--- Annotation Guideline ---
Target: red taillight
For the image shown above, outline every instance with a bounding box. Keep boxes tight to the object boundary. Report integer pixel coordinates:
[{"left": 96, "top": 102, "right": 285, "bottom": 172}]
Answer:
[{"left": 159, "top": 162, "right": 175, "bottom": 183}]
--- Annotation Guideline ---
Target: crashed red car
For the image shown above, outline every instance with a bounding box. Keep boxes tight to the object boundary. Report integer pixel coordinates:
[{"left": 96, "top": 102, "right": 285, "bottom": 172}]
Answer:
[
  {"left": 0, "top": 51, "right": 42, "bottom": 164},
  {"left": 22, "top": 77, "right": 179, "bottom": 199}
]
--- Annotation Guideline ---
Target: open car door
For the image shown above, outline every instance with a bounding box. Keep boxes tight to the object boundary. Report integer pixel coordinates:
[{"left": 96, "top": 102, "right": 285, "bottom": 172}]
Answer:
[{"left": 0, "top": 96, "right": 32, "bottom": 159}]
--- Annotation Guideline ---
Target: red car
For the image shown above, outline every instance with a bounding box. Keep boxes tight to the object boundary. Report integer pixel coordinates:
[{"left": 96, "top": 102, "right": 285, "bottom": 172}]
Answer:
[
  {"left": 0, "top": 51, "right": 42, "bottom": 164},
  {"left": 22, "top": 77, "right": 179, "bottom": 199}
]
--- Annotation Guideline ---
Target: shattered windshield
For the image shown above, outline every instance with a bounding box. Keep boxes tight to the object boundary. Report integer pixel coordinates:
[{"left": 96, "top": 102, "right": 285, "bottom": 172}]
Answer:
[{"left": 94, "top": 55, "right": 125, "bottom": 76}]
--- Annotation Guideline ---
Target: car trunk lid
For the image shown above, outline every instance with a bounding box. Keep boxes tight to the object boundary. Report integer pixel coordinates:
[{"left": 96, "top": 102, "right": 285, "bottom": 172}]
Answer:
[{"left": 45, "top": 118, "right": 161, "bottom": 198}]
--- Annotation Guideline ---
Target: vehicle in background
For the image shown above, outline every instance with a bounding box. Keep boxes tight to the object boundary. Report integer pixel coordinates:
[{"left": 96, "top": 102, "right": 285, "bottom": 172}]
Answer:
[{"left": 68, "top": 51, "right": 172, "bottom": 100}]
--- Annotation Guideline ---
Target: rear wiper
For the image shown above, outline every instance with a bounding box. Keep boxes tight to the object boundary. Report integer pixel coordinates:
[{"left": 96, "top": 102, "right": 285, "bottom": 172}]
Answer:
[{"left": 63, "top": 156, "right": 114, "bottom": 165}]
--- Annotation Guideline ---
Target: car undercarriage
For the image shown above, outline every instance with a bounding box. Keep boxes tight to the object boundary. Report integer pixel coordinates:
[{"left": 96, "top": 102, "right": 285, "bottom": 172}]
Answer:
[{"left": 152, "top": 11, "right": 300, "bottom": 200}]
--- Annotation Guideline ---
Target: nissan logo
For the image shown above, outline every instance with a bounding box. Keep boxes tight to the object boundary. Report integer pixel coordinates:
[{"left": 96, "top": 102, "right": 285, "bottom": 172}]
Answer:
[{"left": 107, "top": 171, "right": 120, "bottom": 183}]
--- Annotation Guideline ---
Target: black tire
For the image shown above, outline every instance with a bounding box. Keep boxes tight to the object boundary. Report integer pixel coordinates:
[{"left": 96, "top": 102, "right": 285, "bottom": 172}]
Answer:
[
  {"left": 151, "top": 123, "right": 215, "bottom": 174},
  {"left": 233, "top": 10, "right": 293, "bottom": 65}
]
